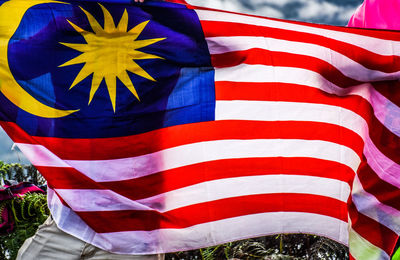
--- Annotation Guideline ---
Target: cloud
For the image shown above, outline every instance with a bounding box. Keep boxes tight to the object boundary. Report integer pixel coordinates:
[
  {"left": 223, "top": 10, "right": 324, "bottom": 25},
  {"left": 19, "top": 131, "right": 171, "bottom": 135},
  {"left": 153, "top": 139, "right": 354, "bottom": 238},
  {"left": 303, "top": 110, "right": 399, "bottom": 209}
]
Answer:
[
  {"left": 188, "top": 0, "right": 285, "bottom": 17},
  {"left": 187, "top": 0, "right": 362, "bottom": 25},
  {"left": 296, "top": 0, "right": 360, "bottom": 25}
]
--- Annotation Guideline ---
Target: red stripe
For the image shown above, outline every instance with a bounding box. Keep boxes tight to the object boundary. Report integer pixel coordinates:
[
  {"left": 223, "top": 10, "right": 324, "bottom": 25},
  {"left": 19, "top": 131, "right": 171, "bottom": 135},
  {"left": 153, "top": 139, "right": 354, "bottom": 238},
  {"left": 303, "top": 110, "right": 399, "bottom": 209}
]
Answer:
[
  {"left": 165, "top": 0, "right": 187, "bottom": 4},
  {"left": 368, "top": 114, "right": 400, "bottom": 165},
  {"left": 201, "top": 21, "right": 400, "bottom": 73},
  {"left": 358, "top": 159, "right": 400, "bottom": 211},
  {"left": 39, "top": 157, "right": 354, "bottom": 200},
  {"left": 349, "top": 201, "right": 398, "bottom": 256},
  {"left": 41, "top": 166, "right": 99, "bottom": 191},
  {"left": 372, "top": 80, "right": 400, "bottom": 107},
  {"left": 77, "top": 193, "right": 347, "bottom": 232},
  {"left": 216, "top": 82, "right": 400, "bottom": 165},
  {"left": 212, "top": 49, "right": 362, "bottom": 87},
  {"left": 195, "top": 7, "right": 400, "bottom": 42},
  {"left": 215, "top": 82, "right": 370, "bottom": 115},
  {"left": 0, "top": 120, "right": 364, "bottom": 161}
]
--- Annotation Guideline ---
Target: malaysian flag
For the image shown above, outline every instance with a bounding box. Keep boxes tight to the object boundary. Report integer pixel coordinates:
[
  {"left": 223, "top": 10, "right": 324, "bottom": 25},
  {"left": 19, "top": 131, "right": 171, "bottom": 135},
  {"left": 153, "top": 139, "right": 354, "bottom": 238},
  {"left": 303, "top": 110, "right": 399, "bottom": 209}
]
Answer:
[{"left": 0, "top": 0, "right": 399, "bottom": 258}]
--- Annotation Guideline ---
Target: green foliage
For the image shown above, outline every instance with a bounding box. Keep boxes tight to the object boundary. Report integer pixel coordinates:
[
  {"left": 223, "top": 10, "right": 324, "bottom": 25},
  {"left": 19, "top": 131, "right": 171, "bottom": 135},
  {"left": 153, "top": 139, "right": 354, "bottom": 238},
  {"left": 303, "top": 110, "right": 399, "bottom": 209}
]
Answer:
[
  {"left": 0, "top": 162, "right": 24, "bottom": 184},
  {"left": 308, "top": 237, "right": 348, "bottom": 260},
  {"left": 11, "top": 193, "right": 49, "bottom": 224},
  {"left": 393, "top": 247, "right": 400, "bottom": 260},
  {"left": 0, "top": 193, "right": 49, "bottom": 260},
  {"left": 0, "top": 162, "right": 45, "bottom": 186},
  {"left": 230, "top": 239, "right": 275, "bottom": 259},
  {"left": 165, "top": 235, "right": 348, "bottom": 260}
]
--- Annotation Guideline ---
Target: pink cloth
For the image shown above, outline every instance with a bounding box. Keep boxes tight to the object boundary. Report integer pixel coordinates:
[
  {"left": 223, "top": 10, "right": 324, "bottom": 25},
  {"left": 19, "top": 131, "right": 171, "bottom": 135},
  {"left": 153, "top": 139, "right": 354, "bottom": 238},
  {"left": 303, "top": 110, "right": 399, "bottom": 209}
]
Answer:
[{"left": 348, "top": 0, "right": 400, "bottom": 29}]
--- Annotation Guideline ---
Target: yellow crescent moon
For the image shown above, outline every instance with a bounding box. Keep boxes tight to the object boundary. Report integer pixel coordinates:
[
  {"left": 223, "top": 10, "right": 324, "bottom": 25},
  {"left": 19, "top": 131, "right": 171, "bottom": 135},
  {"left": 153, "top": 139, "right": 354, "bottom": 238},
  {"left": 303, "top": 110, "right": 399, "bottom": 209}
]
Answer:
[{"left": 0, "top": 0, "right": 79, "bottom": 118}]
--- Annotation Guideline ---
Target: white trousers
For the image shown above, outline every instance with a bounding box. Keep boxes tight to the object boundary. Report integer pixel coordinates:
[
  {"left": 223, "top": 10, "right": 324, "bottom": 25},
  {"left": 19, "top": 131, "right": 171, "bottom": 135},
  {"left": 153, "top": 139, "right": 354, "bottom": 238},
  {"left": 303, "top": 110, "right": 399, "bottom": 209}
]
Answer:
[{"left": 17, "top": 217, "right": 165, "bottom": 260}]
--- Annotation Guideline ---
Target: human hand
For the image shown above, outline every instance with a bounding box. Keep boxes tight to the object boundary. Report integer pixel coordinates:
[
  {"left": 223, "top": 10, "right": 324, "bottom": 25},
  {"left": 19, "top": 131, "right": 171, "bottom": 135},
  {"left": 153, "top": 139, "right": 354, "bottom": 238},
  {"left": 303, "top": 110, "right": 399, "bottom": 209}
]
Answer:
[{"left": 134, "top": 0, "right": 145, "bottom": 2}]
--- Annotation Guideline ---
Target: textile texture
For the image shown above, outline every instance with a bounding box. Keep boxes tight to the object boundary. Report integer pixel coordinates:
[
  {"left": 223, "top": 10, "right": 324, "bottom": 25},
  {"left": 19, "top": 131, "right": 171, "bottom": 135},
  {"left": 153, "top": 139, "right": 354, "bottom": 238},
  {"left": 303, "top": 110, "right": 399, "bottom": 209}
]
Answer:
[
  {"left": 348, "top": 1, "right": 400, "bottom": 259},
  {"left": 0, "top": 0, "right": 399, "bottom": 259}
]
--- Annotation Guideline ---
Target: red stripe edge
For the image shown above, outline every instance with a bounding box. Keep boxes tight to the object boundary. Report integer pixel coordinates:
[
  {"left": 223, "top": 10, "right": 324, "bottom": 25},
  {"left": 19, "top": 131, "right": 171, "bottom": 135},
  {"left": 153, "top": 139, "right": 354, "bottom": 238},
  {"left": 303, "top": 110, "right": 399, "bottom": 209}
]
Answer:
[
  {"left": 38, "top": 157, "right": 355, "bottom": 200},
  {"left": 76, "top": 193, "right": 347, "bottom": 232},
  {"left": 0, "top": 120, "right": 364, "bottom": 161}
]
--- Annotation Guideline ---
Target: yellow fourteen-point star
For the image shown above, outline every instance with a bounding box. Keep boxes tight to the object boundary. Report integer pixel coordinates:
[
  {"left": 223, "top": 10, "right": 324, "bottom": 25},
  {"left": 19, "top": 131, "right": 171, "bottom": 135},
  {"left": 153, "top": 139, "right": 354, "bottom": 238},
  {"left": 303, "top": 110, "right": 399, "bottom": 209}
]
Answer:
[{"left": 59, "top": 4, "right": 165, "bottom": 112}]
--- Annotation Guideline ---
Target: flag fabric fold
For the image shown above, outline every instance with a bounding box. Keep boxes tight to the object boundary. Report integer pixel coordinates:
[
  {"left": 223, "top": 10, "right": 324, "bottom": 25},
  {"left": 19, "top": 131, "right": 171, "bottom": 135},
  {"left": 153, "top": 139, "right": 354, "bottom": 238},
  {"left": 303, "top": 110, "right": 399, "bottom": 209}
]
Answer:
[
  {"left": 0, "top": 0, "right": 399, "bottom": 258},
  {"left": 348, "top": 1, "right": 400, "bottom": 259}
]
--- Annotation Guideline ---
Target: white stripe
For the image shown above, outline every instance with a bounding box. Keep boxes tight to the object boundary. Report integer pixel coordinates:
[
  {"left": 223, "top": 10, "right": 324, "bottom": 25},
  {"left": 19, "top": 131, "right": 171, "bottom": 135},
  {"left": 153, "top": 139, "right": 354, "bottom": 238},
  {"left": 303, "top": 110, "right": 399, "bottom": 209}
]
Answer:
[
  {"left": 97, "top": 213, "right": 348, "bottom": 254},
  {"left": 196, "top": 9, "right": 400, "bottom": 56},
  {"left": 215, "top": 64, "right": 352, "bottom": 97},
  {"left": 49, "top": 188, "right": 348, "bottom": 254},
  {"left": 47, "top": 188, "right": 96, "bottom": 239},
  {"left": 207, "top": 36, "right": 400, "bottom": 82},
  {"left": 15, "top": 143, "right": 69, "bottom": 167},
  {"left": 137, "top": 175, "right": 350, "bottom": 213},
  {"left": 216, "top": 100, "right": 367, "bottom": 139},
  {"left": 364, "top": 137, "right": 400, "bottom": 189},
  {"left": 352, "top": 175, "right": 400, "bottom": 234},
  {"left": 64, "top": 139, "right": 360, "bottom": 182},
  {"left": 55, "top": 189, "right": 153, "bottom": 212},
  {"left": 55, "top": 175, "right": 350, "bottom": 212},
  {"left": 215, "top": 64, "right": 400, "bottom": 137},
  {"left": 215, "top": 63, "right": 356, "bottom": 96},
  {"left": 18, "top": 139, "right": 360, "bottom": 182},
  {"left": 349, "top": 228, "right": 390, "bottom": 260}
]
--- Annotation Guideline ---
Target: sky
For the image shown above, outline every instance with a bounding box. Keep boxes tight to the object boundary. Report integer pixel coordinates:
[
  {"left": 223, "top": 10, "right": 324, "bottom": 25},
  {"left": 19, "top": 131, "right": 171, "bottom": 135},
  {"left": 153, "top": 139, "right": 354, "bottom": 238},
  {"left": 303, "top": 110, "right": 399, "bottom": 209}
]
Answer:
[
  {"left": 188, "top": 0, "right": 363, "bottom": 25},
  {"left": 0, "top": 0, "right": 364, "bottom": 164}
]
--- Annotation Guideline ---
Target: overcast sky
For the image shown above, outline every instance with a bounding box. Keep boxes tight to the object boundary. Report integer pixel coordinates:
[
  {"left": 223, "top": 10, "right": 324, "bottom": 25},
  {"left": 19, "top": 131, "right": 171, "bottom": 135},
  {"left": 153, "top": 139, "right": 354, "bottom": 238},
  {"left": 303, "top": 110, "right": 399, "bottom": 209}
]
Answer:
[
  {"left": 188, "top": 0, "right": 363, "bottom": 25},
  {"left": 0, "top": 0, "right": 363, "bottom": 164}
]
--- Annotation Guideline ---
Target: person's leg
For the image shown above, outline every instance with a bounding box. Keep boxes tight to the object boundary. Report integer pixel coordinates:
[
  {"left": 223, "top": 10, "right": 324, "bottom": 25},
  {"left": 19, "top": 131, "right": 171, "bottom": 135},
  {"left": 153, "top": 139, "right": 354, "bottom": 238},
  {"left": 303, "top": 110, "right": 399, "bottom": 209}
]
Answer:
[
  {"left": 17, "top": 216, "right": 165, "bottom": 260},
  {"left": 16, "top": 216, "right": 85, "bottom": 260}
]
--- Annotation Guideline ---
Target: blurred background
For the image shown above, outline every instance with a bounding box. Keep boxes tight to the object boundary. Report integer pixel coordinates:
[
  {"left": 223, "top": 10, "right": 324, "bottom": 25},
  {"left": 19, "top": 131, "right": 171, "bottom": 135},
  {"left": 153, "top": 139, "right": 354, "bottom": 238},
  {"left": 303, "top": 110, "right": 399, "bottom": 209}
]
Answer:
[{"left": 0, "top": 0, "right": 364, "bottom": 164}]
